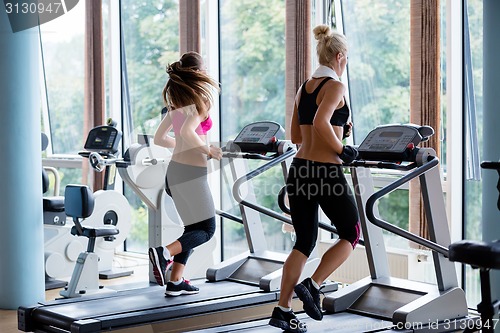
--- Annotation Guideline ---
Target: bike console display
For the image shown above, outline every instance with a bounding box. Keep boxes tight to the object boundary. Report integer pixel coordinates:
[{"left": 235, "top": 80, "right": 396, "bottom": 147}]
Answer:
[
  {"left": 83, "top": 125, "right": 122, "bottom": 154},
  {"left": 228, "top": 121, "right": 285, "bottom": 153},
  {"left": 357, "top": 124, "right": 434, "bottom": 162}
]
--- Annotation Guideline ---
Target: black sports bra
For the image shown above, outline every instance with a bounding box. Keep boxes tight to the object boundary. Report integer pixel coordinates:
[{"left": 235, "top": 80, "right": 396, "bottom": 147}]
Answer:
[{"left": 297, "top": 77, "right": 350, "bottom": 126}]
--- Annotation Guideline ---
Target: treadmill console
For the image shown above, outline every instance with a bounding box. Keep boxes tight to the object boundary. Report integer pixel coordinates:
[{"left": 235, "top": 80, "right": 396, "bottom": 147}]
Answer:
[
  {"left": 357, "top": 124, "right": 434, "bottom": 162},
  {"left": 234, "top": 121, "right": 283, "bottom": 144},
  {"left": 83, "top": 125, "right": 122, "bottom": 154},
  {"left": 230, "top": 121, "right": 284, "bottom": 153}
]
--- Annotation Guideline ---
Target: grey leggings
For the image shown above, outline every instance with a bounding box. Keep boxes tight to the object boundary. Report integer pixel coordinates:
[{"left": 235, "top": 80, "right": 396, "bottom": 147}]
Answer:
[{"left": 166, "top": 161, "right": 216, "bottom": 265}]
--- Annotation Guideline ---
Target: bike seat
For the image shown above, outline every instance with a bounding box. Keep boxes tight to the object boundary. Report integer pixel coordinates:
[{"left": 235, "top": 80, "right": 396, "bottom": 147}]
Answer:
[
  {"left": 43, "top": 196, "right": 65, "bottom": 212},
  {"left": 70, "top": 225, "right": 119, "bottom": 238},
  {"left": 449, "top": 239, "right": 500, "bottom": 270}
]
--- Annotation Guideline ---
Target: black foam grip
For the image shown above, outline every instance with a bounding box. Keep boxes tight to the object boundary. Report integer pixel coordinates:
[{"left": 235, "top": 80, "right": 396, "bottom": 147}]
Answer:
[
  {"left": 339, "top": 145, "right": 358, "bottom": 164},
  {"left": 342, "top": 124, "right": 351, "bottom": 139}
]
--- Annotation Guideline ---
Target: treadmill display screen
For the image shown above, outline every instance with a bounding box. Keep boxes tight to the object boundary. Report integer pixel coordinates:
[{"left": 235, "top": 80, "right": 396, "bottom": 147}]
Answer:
[
  {"left": 251, "top": 126, "right": 269, "bottom": 132},
  {"left": 380, "top": 131, "right": 403, "bottom": 138}
]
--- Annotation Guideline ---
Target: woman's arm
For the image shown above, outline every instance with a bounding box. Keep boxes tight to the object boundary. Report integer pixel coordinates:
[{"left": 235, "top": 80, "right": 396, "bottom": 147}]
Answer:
[
  {"left": 312, "top": 80, "right": 345, "bottom": 155},
  {"left": 290, "top": 90, "right": 302, "bottom": 144},
  {"left": 153, "top": 112, "right": 176, "bottom": 148}
]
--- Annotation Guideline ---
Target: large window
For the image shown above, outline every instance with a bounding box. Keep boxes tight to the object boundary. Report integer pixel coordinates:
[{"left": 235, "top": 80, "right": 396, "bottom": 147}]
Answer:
[
  {"left": 219, "top": 0, "right": 289, "bottom": 259},
  {"left": 120, "top": 0, "right": 179, "bottom": 252},
  {"left": 341, "top": 0, "right": 411, "bottom": 247},
  {"left": 37, "top": 5, "right": 475, "bottom": 294},
  {"left": 40, "top": 1, "right": 86, "bottom": 194},
  {"left": 341, "top": 0, "right": 411, "bottom": 143},
  {"left": 40, "top": 1, "right": 85, "bottom": 155}
]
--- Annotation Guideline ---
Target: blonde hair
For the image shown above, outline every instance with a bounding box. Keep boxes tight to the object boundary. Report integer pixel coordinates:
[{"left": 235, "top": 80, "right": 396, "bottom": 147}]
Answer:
[
  {"left": 313, "top": 24, "right": 348, "bottom": 66},
  {"left": 162, "top": 51, "right": 220, "bottom": 115}
]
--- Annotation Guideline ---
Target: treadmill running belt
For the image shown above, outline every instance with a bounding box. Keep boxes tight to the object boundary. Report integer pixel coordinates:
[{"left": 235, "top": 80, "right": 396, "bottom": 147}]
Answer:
[
  {"left": 185, "top": 312, "right": 401, "bottom": 333},
  {"left": 21, "top": 280, "right": 271, "bottom": 332}
]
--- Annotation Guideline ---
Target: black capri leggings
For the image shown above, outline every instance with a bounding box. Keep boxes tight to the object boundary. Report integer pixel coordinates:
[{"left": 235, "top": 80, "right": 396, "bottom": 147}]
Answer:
[
  {"left": 174, "top": 217, "right": 216, "bottom": 265},
  {"left": 286, "top": 158, "right": 360, "bottom": 257},
  {"left": 166, "top": 161, "right": 216, "bottom": 265}
]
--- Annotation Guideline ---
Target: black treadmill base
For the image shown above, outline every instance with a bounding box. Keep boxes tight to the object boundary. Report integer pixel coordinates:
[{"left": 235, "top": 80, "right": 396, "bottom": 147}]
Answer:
[
  {"left": 19, "top": 280, "right": 272, "bottom": 333},
  {"left": 19, "top": 279, "right": 339, "bottom": 333}
]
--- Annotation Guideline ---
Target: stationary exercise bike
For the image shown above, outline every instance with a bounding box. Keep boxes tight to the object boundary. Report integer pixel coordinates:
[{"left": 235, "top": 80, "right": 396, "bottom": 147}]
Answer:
[
  {"left": 449, "top": 161, "right": 500, "bottom": 333},
  {"left": 59, "top": 184, "right": 120, "bottom": 298},
  {"left": 42, "top": 122, "right": 133, "bottom": 297},
  {"left": 57, "top": 121, "right": 134, "bottom": 298}
]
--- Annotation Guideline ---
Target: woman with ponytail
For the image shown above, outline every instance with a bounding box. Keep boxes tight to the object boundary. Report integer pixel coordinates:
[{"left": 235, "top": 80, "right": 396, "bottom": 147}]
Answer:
[
  {"left": 150, "top": 51, "right": 222, "bottom": 296},
  {"left": 268, "top": 25, "right": 360, "bottom": 332}
]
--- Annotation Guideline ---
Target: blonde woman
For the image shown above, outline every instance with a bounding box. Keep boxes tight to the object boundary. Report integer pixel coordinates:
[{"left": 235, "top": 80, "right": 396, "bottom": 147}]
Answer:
[
  {"left": 150, "top": 52, "right": 222, "bottom": 296},
  {"left": 269, "top": 25, "right": 360, "bottom": 332}
]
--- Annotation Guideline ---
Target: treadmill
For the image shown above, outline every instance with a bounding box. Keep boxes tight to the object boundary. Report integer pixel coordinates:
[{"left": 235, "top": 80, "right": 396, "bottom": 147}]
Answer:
[
  {"left": 179, "top": 124, "right": 474, "bottom": 333},
  {"left": 18, "top": 121, "right": 338, "bottom": 333},
  {"left": 207, "top": 121, "right": 335, "bottom": 292},
  {"left": 322, "top": 124, "right": 471, "bottom": 331}
]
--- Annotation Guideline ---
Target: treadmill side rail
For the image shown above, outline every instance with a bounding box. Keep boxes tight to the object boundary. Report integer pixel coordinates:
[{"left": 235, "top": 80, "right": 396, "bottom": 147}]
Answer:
[
  {"left": 322, "top": 276, "right": 372, "bottom": 313},
  {"left": 393, "top": 287, "right": 468, "bottom": 326},
  {"left": 206, "top": 252, "right": 249, "bottom": 281},
  {"left": 260, "top": 257, "right": 321, "bottom": 292}
]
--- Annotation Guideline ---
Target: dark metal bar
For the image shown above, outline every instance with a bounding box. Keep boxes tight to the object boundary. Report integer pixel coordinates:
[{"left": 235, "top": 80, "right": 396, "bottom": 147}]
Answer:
[{"left": 216, "top": 209, "right": 243, "bottom": 224}]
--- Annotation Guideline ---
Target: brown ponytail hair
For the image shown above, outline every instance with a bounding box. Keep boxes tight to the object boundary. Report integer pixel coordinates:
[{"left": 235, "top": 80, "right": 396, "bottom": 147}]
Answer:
[{"left": 162, "top": 51, "right": 220, "bottom": 115}]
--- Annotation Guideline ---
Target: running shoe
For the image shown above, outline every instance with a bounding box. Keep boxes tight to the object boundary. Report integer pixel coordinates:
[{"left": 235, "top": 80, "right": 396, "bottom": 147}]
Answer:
[
  {"left": 294, "top": 277, "right": 323, "bottom": 320},
  {"left": 165, "top": 279, "right": 200, "bottom": 296},
  {"left": 269, "top": 307, "right": 307, "bottom": 332},
  {"left": 148, "top": 246, "right": 172, "bottom": 286}
]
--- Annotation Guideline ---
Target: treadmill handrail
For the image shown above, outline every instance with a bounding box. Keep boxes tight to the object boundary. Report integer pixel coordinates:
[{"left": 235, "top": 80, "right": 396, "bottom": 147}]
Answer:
[
  {"left": 480, "top": 161, "right": 500, "bottom": 170},
  {"left": 231, "top": 148, "right": 339, "bottom": 235},
  {"left": 365, "top": 157, "right": 450, "bottom": 257},
  {"left": 216, "top": 209, "right": 244, "bottom": 224},
  {"left": 223, "top": 151, "right": 277, "bottom": 160}
]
